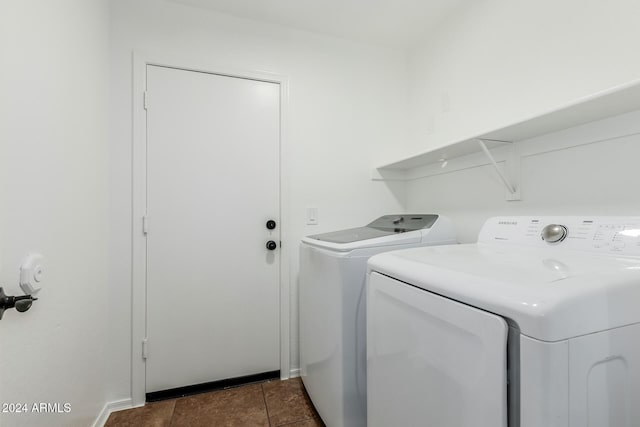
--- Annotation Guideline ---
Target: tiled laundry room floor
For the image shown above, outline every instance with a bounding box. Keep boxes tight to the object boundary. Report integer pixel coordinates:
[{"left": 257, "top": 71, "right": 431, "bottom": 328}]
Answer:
[{"left": 105, "top": 377, "right": 325, "bottom": 427}]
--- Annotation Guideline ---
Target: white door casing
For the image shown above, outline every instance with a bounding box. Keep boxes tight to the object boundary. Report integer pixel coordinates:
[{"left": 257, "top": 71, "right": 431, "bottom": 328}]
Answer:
[{"left": 131, "top": 55, "right": 290, "bottom": 404}]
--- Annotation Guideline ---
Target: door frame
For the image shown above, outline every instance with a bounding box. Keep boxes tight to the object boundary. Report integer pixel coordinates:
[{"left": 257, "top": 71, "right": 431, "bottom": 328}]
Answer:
[{"left": 131, "top": 52, "right": 291, "bottom": 406}]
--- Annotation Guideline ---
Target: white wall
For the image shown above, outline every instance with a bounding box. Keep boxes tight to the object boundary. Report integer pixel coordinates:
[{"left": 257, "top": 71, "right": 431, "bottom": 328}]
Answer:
[
  {"left": 0, "top": 1, "right": 110, "bottom": 426},
  {"left": 404, "top": 0, "right": 640, "bottom": 242},
  {"left": 108, "top": 0, "right": 407, "bottom": 401},
  {"left": 406, "top": 0, "right": 640, "bottom": 154}
]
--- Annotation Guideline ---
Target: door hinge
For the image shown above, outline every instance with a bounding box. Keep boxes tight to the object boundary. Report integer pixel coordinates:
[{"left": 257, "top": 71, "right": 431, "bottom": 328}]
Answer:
[
  {"left": 142, "top": 215, "right": 149, "bottom": 235},
  {"left": 143, "top": 91, "right": 149, "bottom": 110},
  {"left": 142, "top": 338, "right": 148, "bottom": 360}
]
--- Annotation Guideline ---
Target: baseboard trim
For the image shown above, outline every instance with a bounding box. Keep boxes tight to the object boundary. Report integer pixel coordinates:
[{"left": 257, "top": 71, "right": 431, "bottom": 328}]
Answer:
[
  {"left": 92, "top": 398, "right": 136, "bottom": 427},
  {"left": 289, "top": 368, "right": 301, "bottom": 378}
]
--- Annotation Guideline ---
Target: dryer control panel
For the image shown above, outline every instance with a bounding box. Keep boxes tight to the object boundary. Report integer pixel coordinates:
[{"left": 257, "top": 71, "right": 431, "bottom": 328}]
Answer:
[{"left": 478, "top": 216, "right": 640, "bottom": 256}]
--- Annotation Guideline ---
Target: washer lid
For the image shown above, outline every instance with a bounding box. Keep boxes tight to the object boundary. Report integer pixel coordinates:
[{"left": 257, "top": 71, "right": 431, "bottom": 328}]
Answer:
[
  {"left": 302, "top": 214, "right": 440, "bottom": 251},
  {"left": 307, "top": 226, "right": 399, "bottom": 244},
  {"left": 308, "top": 214, "right": 438, "bottom": 244},
  {"left": 368, "top": 243, "right": 640, "bottom": 342}
]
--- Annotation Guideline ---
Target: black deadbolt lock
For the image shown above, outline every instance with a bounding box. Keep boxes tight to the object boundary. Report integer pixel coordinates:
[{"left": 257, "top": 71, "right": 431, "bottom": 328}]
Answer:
[
  {"left": 266, "top": 220, "right": 276, "bottom": 230},
  {"left": 266, "top": 240, "right": 278, "bottom": 251}
]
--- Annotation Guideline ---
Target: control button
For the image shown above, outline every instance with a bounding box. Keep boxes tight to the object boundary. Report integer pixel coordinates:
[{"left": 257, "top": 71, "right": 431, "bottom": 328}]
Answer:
[
  {"left": 541, "top": 224, "right": 568, "bottom": 243},
  {"left": 392, "top": 216, "right": 404, "bottom": 225}
]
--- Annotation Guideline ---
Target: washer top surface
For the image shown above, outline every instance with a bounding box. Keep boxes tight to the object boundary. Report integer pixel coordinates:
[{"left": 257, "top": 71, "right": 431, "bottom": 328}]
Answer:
[
  {"left": 308, "top": 226, "right": 402, "bottom": 244},
  {"left": 368, "top": 216, "right": 640, "bottom": 342},
  {"left": 302, "top": 214, "right": 450, "bottom": 252}
]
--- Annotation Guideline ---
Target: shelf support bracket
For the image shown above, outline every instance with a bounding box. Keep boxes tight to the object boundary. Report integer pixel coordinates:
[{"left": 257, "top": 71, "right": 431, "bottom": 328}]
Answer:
[{"left": 475, "top": 139, "right": 520, "bottom": 200}]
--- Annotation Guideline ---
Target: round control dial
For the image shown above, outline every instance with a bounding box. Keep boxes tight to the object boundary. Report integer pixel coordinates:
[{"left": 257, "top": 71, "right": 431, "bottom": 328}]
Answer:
[{"left": 541, "top": 224, "right": 568, "bottom": 243}]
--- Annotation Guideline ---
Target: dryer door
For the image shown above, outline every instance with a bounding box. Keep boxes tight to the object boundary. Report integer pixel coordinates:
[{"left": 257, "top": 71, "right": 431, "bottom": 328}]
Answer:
[{"left": 367, "top": 272, "right": 508, "bottom": 427}]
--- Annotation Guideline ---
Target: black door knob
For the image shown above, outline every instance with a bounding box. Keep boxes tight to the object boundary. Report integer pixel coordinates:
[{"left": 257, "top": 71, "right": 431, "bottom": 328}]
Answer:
[
  {"left": 266, "top": 220, "right": 276, "bottom": 230},
  {"left": 266, "top": 240, "right": 278, "bottom": 251}
]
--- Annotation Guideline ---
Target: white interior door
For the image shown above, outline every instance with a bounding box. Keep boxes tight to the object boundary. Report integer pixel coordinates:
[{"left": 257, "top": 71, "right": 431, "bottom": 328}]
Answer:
[{"left": 145, "top": 65, "right": 280, "bottom": 394}]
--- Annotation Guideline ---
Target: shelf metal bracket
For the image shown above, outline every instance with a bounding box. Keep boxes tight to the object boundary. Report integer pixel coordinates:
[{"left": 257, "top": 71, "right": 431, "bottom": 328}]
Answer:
[{"left": 475, "top": 139, "right": 521, "bottom": 200}]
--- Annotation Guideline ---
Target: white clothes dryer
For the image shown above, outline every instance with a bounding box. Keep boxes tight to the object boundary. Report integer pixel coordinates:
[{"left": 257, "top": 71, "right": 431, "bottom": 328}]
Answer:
[
  {"left": 367, "top": 216, "right": 640, "bottom": 427},
  {"left": 299, "top": 214, "right": 456, "bottom": 427}
]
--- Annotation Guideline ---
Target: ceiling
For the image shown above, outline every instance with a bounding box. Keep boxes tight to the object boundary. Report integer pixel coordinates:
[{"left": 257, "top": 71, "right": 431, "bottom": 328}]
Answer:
[{"left": 169, "top": 0, "right": 465, "bottom": 48}]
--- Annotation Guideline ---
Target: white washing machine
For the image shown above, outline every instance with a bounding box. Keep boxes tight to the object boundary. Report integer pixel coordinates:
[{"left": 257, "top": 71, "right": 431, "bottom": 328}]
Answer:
[
  {"left": 299, "top": 214, "right": 456, "bottom": 427},
  {"left": 367, "top": 216, "right": 640, "bottom": 427}
]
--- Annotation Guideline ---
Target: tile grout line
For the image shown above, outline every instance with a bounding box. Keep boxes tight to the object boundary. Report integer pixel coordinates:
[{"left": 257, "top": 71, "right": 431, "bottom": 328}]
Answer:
[
  {"left": 261, "top": 382, "right": 272, "bottom": 427},
  {"left": 167, "top": 398, "right": 177, "bottom": 426}
]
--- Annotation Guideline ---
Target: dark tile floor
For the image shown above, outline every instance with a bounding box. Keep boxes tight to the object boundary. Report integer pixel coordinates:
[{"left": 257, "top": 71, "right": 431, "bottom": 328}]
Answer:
[{"left": 105, "top": 378, "right": 325, "bottom": 427}]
